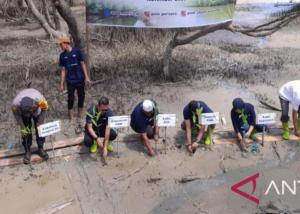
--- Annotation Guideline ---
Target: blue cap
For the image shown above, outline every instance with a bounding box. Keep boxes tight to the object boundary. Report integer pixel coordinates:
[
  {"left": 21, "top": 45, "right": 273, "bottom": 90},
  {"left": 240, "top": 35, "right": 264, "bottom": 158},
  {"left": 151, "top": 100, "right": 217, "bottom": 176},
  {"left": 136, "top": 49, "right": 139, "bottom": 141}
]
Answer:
[{"left": 232, "top": 98, "right": 245, "bottom": 109}]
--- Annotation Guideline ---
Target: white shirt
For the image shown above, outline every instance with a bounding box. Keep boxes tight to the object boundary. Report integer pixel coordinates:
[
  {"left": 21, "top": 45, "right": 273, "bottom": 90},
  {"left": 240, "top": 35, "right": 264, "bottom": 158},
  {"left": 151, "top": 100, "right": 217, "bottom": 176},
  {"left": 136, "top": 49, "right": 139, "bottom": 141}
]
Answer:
[
  {"left": 12, "top": 88, "right": 44, "bottom": 116},
  {"left": 279, "top": 80, "right": 300, "bottom": 111}
]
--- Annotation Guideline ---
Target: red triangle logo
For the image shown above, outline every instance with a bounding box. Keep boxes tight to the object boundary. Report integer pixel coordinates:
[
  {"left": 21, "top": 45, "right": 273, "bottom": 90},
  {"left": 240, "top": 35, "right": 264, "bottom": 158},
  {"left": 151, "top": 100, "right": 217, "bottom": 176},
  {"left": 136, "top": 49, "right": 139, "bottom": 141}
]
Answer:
[{"left": 231, "top": 173, "right": 260, "bottom": 204}]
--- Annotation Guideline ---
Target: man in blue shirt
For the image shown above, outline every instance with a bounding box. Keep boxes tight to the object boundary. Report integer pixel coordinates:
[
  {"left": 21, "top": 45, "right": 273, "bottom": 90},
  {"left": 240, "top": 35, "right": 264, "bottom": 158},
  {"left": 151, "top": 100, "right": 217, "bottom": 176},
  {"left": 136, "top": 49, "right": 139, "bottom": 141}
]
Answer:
[
  {"left": 84, "top": 96, "right": 117, "bottom": 159},
  {"left": 58, "top": 34, "right": 91, "bottom": 134},
  {"left": 130, "top": 100, "right": 159, "bottom": 156},
  {"left": 181, "top": 100, "right": 215, "bottom": 153},
  {"left": 231, "top": 98, "right": 265, "bottom": 152}
]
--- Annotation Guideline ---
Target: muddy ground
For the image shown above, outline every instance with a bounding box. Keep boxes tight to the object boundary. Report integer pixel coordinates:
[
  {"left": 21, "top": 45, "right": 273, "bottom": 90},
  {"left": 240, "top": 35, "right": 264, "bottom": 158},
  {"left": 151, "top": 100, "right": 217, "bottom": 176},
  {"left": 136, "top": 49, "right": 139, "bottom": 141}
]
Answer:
[{"left": 0, "top": 1, "right": 300, "bottom": 214}]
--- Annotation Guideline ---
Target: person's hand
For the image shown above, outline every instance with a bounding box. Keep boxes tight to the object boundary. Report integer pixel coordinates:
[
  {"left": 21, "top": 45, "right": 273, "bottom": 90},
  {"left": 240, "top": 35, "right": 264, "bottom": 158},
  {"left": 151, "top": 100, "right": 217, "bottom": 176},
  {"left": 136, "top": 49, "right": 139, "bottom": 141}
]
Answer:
[
  {"left": 191, "top": 142, "right": 199, "bottom": 149},
  {"left": 59, "top": 84, "right": 64, "bottom": 92},
  {"left": 85, "top": 78, "right": 92, "bottom": 89},
  {"left": 148, "top": 148, "right": 155, "bottom": 156},
  {"left": 154, "top": 134, "right": 159, "bottom": 143},
  {"left": 245, "top": 132, "right": 251, "bottom": 138},
  {"left": 103, "top": 147, "right": 108, "bottom": 159}
]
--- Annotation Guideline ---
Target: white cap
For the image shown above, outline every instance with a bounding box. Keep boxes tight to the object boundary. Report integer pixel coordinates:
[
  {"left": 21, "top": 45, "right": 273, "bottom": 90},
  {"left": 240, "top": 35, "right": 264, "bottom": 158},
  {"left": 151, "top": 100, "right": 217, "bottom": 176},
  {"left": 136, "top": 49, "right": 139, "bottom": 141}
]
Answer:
[{"left": 142, "top": 100, "right": 154, "bottom": 112}]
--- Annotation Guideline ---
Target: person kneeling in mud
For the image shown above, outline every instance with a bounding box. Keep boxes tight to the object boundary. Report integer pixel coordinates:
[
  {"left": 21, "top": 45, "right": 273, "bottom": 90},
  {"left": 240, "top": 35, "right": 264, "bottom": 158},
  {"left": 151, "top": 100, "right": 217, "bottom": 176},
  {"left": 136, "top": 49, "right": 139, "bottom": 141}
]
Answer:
[
  {"left": 130, "top": 100, "right": 160, "bottom": 156},
  {"left": 231, "top": 98, "right": 266, "bottom": 152},
  {"left": 181, "top": 100, "right": 215, "bottom": 153},
  {"left": 84, "top": 96, "right": 117, "bottom": 159}
]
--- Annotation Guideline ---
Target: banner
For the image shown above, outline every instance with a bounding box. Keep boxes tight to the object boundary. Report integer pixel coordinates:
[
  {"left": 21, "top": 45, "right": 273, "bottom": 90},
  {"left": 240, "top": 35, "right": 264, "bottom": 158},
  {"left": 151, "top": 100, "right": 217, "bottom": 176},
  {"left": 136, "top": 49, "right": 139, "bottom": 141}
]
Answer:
[{"left": 86, "top": 0, "right": 236, "bottom": 28}]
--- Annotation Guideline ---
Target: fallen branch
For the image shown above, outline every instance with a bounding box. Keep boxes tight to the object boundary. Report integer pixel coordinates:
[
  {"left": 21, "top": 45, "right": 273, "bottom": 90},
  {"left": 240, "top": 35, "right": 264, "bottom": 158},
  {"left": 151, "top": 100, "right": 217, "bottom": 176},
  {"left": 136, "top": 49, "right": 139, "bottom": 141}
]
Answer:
[
  {"left": 147, "top": 177, "right": 163, "bottom": 183},
  {"left": 178, "top": 176, "right": 202, "bottom": 184},
  {"left": 0, "top": 136, "right": 83, "bottom": 159},
  {"left": 259, "top": 100, "right": 281, "bottom": 112},
  {"left": 271, "top": 141, "right": 281, "bottom": 161},
  {"left": 114, "top": 162, "right": 148, "bottom": 182},
  {"left": 36, "top": 199, "right": 74, "bottom": 214}
]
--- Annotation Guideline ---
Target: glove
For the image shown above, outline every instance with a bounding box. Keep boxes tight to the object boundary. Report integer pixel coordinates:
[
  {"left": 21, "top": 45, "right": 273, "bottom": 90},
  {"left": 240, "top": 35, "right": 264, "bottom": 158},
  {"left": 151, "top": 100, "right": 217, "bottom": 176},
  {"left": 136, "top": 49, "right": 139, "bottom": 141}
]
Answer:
[
  {"left": 21, "top": 127, "right": 31, "bottom": 137},
  {"left": 38, "top": 99, "right": 48, "bottom": 110}
]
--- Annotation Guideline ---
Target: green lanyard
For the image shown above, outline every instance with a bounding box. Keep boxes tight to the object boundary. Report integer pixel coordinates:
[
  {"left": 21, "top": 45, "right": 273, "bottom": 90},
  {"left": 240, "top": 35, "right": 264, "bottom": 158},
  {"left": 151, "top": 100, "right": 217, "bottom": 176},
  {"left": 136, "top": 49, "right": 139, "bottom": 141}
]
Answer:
[
  {"left": 238, "top": 109, "right": 248, "bottom": 125},
  {"left": 192, "top": 107, "right": 203, "bottom": 128},
  {"left": 86, "top": 106, "right": 102, "bottom": 127}
]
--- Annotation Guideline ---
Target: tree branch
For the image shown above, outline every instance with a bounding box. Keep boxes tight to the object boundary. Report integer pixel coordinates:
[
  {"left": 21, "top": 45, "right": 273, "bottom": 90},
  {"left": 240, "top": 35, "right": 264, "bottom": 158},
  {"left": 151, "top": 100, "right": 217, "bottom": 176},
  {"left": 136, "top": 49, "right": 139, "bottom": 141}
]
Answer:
[
  {"left": 174, "top": 22, "right": 231, "bottom": 46},
  {"left": 52, "top": 0, "right": 84, "bottom": 50},
  {"left": 24, "top": 0, "right": 60, "bottom": 37},
  {"left": 42, "top": 0, "right": 55, "bottom": 29}
]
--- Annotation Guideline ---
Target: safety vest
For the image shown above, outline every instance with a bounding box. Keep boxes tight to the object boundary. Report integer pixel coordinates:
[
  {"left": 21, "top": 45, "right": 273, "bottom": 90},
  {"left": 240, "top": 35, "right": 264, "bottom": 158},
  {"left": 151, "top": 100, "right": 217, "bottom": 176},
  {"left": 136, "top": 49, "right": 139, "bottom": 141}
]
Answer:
[
  {"left": 238, "top": 109, "right": 249, "bottom": 125},
  {"left": 86, "top": 106, "right": 102, "bottom": 127},
  {"left": 192, "top": 107, "right": 203, "bottom": 128}
]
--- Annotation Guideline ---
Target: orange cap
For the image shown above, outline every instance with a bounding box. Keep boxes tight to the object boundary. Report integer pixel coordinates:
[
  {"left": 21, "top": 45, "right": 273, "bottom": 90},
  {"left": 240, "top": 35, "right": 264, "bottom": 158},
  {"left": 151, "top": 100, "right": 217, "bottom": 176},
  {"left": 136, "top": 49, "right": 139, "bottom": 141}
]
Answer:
[
  {"left": 38, "top": 99, "right": 49, "bottom": 110},
  {"left": 57, "top": 34, "right": 71, "bottom": 44}
]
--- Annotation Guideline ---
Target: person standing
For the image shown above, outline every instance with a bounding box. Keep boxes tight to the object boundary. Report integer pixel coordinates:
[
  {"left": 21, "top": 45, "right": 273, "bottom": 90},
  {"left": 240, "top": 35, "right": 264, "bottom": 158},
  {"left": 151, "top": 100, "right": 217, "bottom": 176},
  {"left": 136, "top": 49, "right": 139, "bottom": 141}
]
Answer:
[
  {"left": 57, "top": 34, "right": 91, "bottom": 133},
  {"left": 12, "top": 88, "right": 49, "bottom": 164},
  {"left": 279, "top": 80, "right": 300, "bottom": 140}
]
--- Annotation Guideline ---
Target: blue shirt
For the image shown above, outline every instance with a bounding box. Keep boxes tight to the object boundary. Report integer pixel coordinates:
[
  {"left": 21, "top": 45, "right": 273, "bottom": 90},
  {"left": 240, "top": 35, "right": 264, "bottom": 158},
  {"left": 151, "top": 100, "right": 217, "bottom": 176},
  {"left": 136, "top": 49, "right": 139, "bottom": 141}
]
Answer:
[
  {"left": 59, "top": 48, "right": 85, "bottom": 85},
  {"left": 231, "top": 103, "right": 256, "bottom": 133},
  {"left": 85, "top": 105, "right": 113, "bottom": 130},
  {"left": 130, "top": 102, "right": 155, "bottom": 133},
  {"left": 183, "top": 101, "right": 213, "bottom": 123}
]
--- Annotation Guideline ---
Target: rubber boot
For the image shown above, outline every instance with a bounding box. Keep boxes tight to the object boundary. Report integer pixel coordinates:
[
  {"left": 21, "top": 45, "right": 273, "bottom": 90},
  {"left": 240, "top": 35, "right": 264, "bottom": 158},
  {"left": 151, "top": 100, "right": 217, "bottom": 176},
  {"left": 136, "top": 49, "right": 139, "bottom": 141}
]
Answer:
[
  {"left": 204, "top": 126, "right": 213, "bottom": 145},
  {"left": 38, "top": 148, "right": 49, "bottom": 161},
  {"left": 250, "top": 129, "right": 258, "bottom": 141},
  {"left": 107, "top": 142, "right": 113, "bottom": 153},
  {"left": 282, "top": 122, "right": 289, "bottom": 140},
  {"left": 90, "top": 140, "right": 98, "bottom": 153},
  {"left": 23, "top": 151, "right": 31, "bottom": 164},
  {"left": 297, "top": 118, "right": 300, "bottom": 130}
]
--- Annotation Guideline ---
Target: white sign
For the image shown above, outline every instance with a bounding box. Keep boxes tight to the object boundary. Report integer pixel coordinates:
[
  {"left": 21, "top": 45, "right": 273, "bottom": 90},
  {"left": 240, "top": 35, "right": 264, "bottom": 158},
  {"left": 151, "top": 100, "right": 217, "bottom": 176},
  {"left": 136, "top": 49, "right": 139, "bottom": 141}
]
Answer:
[
  {"left": 38, "top": 121, "right": 61, "bottom": 137},
  {"left": 108, "top": 116, "right": 130, "bottom": 128},
  {"left": 156, "top": 114, "right": 176, "bottom": 127},
  {"left": 257, "top": 113, "right": 276, "bottom": 125},
  {"left": 200, "top": 112, "right": 219, "bottom": 125}
]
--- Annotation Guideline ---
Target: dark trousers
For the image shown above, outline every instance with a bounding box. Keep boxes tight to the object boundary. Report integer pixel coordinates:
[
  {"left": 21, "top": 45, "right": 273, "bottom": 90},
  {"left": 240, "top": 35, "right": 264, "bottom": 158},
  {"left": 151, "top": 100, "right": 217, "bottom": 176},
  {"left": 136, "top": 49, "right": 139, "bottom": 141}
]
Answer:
[
  {"left": 84, "top": 127, "right": 117, "bottom": 147},
  {"left": 238, "top": 124, "right": 266, "bottom": 137},
  {"left": 67, "top": 83, "right": 85, "bottom": 110},
  {"left": 280, "top": 97, "right": 290, "bottom": 122},
  {"left": 279, "top": 96, "right": 300, "bottom": 122},
  {"left": 21, "top": 115, "right": 45, "bottom": 151},
  {"left": 146, "top": 125, "right": 155, "bottom": 139},
  {"left": 131, "top": 123, "right": 156, "bottom": 139}
]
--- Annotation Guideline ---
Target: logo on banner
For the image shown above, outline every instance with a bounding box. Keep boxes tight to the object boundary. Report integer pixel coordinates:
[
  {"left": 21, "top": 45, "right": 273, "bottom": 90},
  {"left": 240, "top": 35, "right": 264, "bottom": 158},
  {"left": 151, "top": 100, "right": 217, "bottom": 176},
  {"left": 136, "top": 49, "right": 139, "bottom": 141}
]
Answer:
[
  {"left": 231, "top": 172, "right": 300, "bottom": 205},
  {"left": 144, "top": 11, "right": 150, "bottom": 18},
  {"left": 231, "top": 173, "right": 260, "bottom": 204}
]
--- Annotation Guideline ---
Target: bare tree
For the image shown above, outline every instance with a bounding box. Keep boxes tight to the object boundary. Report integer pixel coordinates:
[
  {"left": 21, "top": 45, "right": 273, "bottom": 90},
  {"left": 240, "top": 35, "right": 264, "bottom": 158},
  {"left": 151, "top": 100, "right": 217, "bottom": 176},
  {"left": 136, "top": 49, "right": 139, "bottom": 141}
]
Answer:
[
  {"left": 163, "top": 4, "right": 300, "bottom": 79},
  {"left": 23, "top": 0, "right": 84, "bottom": 49},
  {"left": 24, "top": 0, "right": 61, "bottom": 37},
  {"left": 51, "top": 0, "right": 84, "bottom": 49}
]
